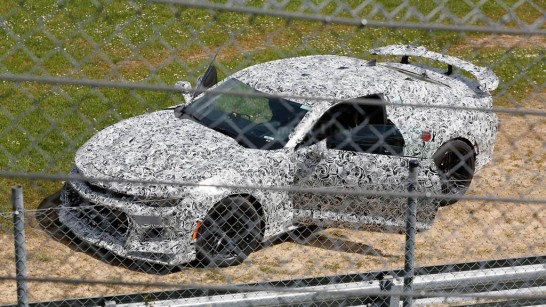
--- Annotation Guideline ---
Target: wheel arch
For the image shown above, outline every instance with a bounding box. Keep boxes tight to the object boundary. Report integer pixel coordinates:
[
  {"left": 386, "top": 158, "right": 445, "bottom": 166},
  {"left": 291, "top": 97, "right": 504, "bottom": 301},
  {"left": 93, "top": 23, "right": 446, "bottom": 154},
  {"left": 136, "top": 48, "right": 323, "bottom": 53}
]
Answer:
[
  {"left": 450, "top": 137, "right": 476, "bottom": 155},
  {"left": 434, "top": 137, "right": 477, "bottom": 166},
  {"left": 223, "top": 193, "right": 265, "bottom": 237},
  {"left": 233, "top": 193, "right": 263, "bottom": 215},
  {"left": 195, "top": 193, "right": 264, "bottom": 267},
  {"left": 433, "top": 138, "right": 476, "bottom": 206}
]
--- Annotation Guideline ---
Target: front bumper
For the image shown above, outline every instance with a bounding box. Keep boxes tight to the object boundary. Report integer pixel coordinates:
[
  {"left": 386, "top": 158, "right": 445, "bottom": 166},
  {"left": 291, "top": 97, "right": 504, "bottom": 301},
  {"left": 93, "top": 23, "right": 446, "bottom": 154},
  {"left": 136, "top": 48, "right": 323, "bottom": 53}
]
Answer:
[{"left": 58, "top": 172, "right": 198, "bottom": 266}]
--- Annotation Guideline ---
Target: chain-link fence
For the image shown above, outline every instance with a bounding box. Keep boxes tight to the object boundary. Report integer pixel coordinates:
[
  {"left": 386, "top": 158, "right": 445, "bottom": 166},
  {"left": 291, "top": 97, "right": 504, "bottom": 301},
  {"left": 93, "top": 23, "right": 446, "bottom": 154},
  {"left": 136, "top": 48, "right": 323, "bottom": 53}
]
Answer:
[{"left": 1, "top": 0, "right": 545, "bottom": 306}]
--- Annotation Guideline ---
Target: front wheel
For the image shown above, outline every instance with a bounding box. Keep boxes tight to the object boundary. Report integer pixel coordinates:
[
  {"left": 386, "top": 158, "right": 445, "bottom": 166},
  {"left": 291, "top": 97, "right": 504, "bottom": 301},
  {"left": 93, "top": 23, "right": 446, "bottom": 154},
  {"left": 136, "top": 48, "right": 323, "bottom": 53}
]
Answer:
[
  {"left": 433, "top": 140, "right": 476, "bottom": 206},
  {"left": 195, "top": 197, "right": 262, "bottom": 267}
]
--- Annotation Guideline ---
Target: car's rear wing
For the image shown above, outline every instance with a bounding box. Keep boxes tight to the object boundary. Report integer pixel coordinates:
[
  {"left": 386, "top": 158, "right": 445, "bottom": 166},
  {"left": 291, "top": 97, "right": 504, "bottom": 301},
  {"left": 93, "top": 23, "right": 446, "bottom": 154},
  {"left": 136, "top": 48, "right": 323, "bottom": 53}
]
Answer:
[{"left": 370, "top": 45, "right": 499, "bottom": 92}]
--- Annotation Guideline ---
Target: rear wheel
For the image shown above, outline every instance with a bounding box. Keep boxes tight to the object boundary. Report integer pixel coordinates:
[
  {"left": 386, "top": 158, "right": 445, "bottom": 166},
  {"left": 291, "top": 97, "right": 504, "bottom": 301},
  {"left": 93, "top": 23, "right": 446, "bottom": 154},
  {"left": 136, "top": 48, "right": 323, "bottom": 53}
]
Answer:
[
  {"left": 433, "top": 140, "right": 476, "bottom": 206},
  {"left": 196, "top": 197, "right": 262, "bottom": 267}
]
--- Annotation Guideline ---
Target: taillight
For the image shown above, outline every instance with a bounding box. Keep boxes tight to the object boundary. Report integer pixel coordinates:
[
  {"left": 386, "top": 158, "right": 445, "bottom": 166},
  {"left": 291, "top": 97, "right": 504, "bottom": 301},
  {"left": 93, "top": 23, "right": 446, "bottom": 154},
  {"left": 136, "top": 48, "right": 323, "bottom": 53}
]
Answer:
[{"left": 421, "top": 131, "right": 432, "bottom": 142}]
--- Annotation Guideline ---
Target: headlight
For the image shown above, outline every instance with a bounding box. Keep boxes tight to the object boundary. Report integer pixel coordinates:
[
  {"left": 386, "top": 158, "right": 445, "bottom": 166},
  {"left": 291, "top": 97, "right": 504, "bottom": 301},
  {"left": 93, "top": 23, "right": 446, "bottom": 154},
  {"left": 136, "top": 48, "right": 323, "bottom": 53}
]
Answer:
[{"left": 196, "top": 177, "right": 228, "bottom": 195}]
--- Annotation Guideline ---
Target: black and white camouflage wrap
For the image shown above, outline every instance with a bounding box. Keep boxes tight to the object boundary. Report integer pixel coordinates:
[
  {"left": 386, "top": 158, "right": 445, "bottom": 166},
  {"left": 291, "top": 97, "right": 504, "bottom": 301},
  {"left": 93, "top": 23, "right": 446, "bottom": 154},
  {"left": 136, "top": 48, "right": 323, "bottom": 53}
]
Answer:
[{"left": 59, "top": 45, "right": 498, "bottom": 265}]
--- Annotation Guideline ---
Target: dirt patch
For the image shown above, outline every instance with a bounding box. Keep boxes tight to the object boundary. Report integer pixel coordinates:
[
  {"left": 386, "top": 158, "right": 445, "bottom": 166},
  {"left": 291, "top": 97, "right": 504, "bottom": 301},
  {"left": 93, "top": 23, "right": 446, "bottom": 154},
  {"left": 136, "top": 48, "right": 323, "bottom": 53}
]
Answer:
[
  {"left": 1, "top": 99, "right": 544, "bottom": 304},
  {"left": 514, "top": 90, "right": 545, "bottom": 109},
  {"left": 464, "top": 34, "right": 546, "bottom": 49},
  {"left": 115, "top": 26, "right": 293, "bottom": 73}
]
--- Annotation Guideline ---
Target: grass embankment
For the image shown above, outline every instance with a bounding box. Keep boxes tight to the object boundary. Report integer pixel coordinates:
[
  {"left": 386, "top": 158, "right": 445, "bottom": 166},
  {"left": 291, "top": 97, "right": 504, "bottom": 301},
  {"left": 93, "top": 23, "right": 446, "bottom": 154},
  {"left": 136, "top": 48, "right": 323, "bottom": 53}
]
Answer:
[{"left": 0, "top": 2, "right": 544, "bottom": 211}]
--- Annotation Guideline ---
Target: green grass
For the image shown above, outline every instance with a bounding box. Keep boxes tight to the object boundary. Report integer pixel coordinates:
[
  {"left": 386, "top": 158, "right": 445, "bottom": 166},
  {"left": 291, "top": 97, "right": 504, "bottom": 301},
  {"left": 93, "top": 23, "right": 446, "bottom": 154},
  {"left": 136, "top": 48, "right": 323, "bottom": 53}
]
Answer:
[{"left": 0, "top": 0, "right": 544, "bottom": 211}]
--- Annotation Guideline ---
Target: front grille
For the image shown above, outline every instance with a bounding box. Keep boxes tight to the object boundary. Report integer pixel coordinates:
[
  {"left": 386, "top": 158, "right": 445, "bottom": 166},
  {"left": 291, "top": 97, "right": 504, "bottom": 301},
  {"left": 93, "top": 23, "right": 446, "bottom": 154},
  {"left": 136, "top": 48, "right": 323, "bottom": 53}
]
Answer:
[
  {"left": 84, "top": 181, "right": 180, "bottom": 207},
  {"left": 87, "top": 182, "right": 137, "bottom": 202},
  {"left": 69, "top": 167, "right": 181, "bottom": 207},
  {"left": 74, "top": 205, "right": 129, "bottom": 240}
]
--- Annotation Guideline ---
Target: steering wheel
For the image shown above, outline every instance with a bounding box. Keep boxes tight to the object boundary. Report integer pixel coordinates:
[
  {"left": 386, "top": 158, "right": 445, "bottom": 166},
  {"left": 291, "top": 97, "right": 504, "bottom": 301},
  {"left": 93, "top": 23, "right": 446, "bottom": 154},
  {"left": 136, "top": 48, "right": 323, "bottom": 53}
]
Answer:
[{"left": 247, "top": 121, "right": 280, "bottom": 138}]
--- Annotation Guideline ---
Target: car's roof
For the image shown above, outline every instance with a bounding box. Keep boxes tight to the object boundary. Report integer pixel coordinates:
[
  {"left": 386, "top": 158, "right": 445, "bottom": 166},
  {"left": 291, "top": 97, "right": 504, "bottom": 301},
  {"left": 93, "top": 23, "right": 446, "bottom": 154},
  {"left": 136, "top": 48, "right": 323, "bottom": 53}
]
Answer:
[
  {"left": 232, "top": 55, "right": 398, "bottom": 106},
  {"left": 232, "top": 54, "right": 470, "bottom": 107}
]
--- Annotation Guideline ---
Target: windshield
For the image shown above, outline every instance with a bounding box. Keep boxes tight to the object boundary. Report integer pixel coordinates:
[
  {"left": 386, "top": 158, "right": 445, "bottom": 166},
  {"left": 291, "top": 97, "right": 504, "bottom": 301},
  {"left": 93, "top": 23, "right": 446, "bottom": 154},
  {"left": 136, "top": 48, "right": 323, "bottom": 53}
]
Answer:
[{"left": 181, "top": 78, "right": 310, "bottom": 150}]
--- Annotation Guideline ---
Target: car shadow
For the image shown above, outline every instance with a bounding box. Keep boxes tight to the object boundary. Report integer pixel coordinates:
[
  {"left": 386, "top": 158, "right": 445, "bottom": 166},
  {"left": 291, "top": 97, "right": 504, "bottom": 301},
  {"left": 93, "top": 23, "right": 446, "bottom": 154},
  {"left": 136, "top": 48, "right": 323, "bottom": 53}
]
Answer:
[
  {"left": 37, "top": 190, "right": 391, "bottom": 275},
  {"left": 259, "top": 226, "right": 390, "bottom": 258}
]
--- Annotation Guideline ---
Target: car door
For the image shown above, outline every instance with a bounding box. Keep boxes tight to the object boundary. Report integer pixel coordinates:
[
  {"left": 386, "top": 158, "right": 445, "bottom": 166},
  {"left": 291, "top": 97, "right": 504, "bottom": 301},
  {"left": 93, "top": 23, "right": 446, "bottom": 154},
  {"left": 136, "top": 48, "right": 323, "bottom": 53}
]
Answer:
[{"left": 292, "top": 97, "right": 437, "bottom": 232}]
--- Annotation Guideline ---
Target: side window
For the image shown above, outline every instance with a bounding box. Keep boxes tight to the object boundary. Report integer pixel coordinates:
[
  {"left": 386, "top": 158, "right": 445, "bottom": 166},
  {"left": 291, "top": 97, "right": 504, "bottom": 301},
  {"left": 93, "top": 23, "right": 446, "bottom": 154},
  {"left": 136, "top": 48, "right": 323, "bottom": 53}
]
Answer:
[
  {"left": 321, "top": 95, "right": 406, "bottom": 156},
  {"left": 301, "top": 95, "right": 387, "bottom": 146},
  {"left": 327, "top": 124, "right": 405, "bottom": 156}
]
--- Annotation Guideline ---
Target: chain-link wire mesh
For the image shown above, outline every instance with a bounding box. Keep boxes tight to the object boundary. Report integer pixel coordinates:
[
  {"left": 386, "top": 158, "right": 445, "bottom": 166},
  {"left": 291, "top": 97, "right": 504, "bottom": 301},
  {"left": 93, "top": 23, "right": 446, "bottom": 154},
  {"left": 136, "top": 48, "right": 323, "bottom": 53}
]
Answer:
[{"left": 1, "top": 0, "right": 545, "bottom": 305}]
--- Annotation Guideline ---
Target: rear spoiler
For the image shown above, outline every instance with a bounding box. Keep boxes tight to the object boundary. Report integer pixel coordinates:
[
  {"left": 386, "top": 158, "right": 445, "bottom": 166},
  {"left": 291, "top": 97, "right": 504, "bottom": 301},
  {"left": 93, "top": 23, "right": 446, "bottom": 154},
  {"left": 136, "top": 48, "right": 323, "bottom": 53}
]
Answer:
[{"left": 369, "top": 45, "right": 499, "bottom": 92}]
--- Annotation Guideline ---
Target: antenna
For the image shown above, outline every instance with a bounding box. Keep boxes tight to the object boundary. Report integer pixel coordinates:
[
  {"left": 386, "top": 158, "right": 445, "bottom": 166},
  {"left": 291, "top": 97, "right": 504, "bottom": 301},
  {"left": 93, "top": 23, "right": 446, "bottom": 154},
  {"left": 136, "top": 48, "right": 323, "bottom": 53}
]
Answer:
[{"left": 210, "top": 46, "right": 222, "bottom": 64}]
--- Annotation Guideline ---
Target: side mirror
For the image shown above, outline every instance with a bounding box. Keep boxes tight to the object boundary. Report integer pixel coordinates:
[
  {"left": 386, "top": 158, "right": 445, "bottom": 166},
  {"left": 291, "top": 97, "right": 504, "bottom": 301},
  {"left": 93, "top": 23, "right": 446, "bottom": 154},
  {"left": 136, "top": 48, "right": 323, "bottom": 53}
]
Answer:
[
  {"left": 200, "top": 65, "right": 218, "bottom": 89},
  {"left": 174, "top": 81, "right": 193, "bottom": 104},
  {"left": 193, "top": 65, "right": 218, "bottom": 99}
]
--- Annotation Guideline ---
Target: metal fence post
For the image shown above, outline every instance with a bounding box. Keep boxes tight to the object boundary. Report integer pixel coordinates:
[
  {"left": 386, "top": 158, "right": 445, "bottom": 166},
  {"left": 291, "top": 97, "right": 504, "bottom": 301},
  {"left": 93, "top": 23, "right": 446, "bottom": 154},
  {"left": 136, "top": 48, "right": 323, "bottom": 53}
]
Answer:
[
  {"left": 403, "top": 160, "right": 419, "bottom": 307},
  {"left": 12, "top": 185, "right": 29, "bottom": 307}
]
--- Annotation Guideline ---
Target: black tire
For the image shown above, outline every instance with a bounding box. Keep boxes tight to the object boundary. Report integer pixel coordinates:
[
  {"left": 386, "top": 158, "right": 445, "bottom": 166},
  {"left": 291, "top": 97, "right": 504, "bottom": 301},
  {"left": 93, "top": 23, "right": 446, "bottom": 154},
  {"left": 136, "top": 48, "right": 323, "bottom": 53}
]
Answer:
[
  {"left": 36, "top": 189, "right": 65, "bottom": 237},
  {"left": 433, "top": 140, "right": 476, "bottom": 206},
  {"left": 196, "top": 197, "right": 262, "bottom": 267}
]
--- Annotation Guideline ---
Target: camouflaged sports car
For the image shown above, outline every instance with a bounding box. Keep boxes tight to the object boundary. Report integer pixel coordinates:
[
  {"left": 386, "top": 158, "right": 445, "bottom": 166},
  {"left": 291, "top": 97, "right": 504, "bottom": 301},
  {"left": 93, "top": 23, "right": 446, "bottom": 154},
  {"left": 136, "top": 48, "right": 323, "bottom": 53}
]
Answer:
[{"left": 59, "top": 45, "right": 498, "bottom": 267}]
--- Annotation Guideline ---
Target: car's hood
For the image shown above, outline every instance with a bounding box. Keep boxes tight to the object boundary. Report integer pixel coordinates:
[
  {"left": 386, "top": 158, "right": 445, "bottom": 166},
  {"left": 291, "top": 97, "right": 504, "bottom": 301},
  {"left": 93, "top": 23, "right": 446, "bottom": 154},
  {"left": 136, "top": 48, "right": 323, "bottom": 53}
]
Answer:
[{"left": 74, "top": 110, "right": 292, "bottom": 196}]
